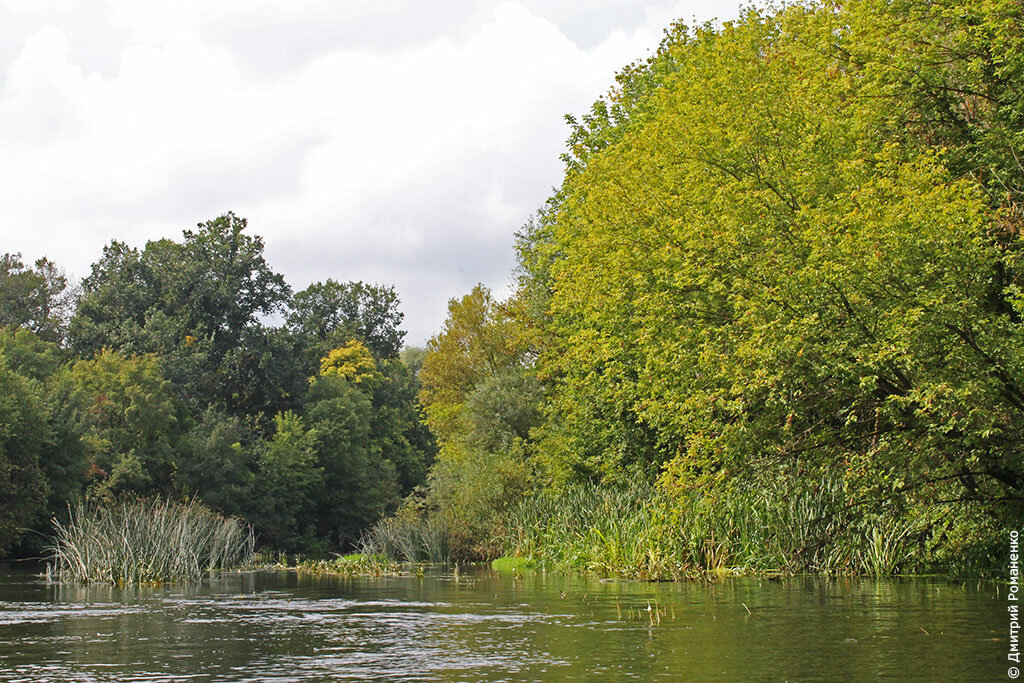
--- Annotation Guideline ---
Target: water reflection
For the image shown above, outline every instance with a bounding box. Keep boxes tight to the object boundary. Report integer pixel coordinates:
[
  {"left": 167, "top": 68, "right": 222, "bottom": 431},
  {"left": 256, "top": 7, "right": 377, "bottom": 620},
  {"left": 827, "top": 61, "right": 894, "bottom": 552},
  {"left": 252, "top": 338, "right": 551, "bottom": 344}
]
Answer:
[{"left": 0, "top": 564, "right": 1005, "bottom": 681}]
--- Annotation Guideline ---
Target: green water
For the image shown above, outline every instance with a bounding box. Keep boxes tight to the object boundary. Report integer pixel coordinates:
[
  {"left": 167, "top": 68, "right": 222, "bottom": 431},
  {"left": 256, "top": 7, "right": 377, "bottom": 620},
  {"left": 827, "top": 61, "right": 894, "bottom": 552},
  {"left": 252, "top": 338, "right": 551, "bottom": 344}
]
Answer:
[{"left": 0, "top": 563, "right": 1007, "bottom": 681}]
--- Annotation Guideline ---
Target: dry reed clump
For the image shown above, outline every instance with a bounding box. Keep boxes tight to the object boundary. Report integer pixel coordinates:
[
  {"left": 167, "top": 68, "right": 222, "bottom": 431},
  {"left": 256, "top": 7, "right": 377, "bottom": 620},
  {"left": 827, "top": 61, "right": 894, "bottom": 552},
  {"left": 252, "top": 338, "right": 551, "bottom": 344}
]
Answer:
[{"left": 46, "top": 498, "right": 255, "bottom": 584}]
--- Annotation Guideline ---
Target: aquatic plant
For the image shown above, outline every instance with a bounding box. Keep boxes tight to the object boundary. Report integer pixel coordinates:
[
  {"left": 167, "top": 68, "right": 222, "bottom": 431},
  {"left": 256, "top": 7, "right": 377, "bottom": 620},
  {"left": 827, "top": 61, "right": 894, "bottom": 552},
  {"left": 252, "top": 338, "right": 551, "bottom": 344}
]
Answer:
[
  {"left": 294, "top": 554, "right": 399, "bottom": 577},
  {"left": 359, "top": 512, "right": 450, "bottom": 564},
  {"left": 490, "top": 556, "right": 536, "bottom": 572},
  {"left": 499, "top": 482, "right": 693, "bottom": 580},
  {"left": 46, "top": 498, "right": 254, "bottom": 584},
  {"left": 498, "top": 477, "right": 922, "bottom": 579}
]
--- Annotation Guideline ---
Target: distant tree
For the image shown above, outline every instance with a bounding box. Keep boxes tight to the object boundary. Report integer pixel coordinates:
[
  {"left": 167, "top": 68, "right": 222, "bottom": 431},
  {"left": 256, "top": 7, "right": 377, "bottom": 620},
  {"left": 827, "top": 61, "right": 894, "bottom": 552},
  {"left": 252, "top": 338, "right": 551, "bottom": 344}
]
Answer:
[
  {"left": 306, "top": 372, "right": 399, "bottom": 549},
  {"left": 0, "top": 327, "right": 62, "bottom": 381},
  {"left": 0, "top": 253, "right": 74, "bottom": 343},
  {"left": 417, "top": 284, "right": 520, "bottom": 444},
  {"left": 250, "top": 411, "right": 324, "bottom": 553},
  {"left": 0, "top": 329, "right": 86, "bottom": 521},
  {"left": 399, "top": 346, "right": 427, "bottom": 376},
  {"left": 69, "top": 213, "right": 296, "bottom": 419},
  {"left": 319, "top": 339, "right": 380, "bottom": 385},
  {"left": 173, "top": 408, "right": 255, "bottom": 518},
  {"left": 0, "top": 353, "right": 49, "bottom": 554},
  {"left": 287, "top": 280, "right": 405, "bottom": 362}
]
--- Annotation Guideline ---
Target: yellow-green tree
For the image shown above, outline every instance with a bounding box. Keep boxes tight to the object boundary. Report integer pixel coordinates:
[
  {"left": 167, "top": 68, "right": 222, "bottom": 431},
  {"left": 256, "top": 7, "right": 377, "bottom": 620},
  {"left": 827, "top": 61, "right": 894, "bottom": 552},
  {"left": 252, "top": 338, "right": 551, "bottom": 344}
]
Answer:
[{"left": 519, "top": 0, "right": 1024, "bottom": 568}]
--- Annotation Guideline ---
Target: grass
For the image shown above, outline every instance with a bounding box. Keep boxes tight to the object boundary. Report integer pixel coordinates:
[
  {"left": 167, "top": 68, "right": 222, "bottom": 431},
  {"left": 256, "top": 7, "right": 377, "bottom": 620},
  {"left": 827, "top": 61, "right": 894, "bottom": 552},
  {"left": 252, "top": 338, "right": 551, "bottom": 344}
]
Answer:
[
  {"left": 46, "top": 498, "right": 254, "bottom": 584},
  {"left": 500, "top": 482, "right": 693, "bottom": 580},
  {"left": 498, "top": 478, "right": 922, "bottom": 580},
  {"left": 491, "top": 556, "right": 536, "bottom": 572},
  {"left": 359, "top": 513, "right": 450, "bottom": 564}
]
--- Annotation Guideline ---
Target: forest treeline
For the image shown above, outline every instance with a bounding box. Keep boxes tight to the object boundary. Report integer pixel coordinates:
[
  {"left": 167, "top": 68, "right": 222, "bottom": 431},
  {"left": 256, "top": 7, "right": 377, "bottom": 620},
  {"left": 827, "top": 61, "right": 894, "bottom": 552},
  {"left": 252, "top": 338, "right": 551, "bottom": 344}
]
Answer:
[
  {"left": 3, "top": 0, "right": 1023, "bottom": 576},
  {"left": 0, "top": 214, "right": 435, "bottom": 556}
]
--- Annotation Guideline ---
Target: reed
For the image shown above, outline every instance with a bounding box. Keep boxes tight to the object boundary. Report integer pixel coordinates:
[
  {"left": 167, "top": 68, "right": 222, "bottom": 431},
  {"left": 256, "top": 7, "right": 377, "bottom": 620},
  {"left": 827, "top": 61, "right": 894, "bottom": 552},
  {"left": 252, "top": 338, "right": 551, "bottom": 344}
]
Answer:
[
  {"left": 500, "top": 482, "right": 692, "bottom": 579},
  {"left": 46, "top": 498, "right": 254, "bottom": 584},
  {"left": 499, "top": 477, "right": 918, "bottom": 578},
  {"left": 359, "top": 513, "right": 450, "bottom": 564}
]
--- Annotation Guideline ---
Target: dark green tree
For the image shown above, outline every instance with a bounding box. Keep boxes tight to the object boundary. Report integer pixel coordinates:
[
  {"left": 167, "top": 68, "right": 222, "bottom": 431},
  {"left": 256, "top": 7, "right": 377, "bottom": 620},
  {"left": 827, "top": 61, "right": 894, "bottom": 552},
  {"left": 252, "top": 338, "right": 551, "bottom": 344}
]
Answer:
[
  {"left": 287, "top": 279, "right": 406, "bottom": 364},
  {"left": 0, "top": 253, "right": 73, "bottom": 343},
  {"left": 69, "top": 213, "right": 296, "bottom": 420},
  {"left": 249, "top": 411, "right": 324, "bottom": 553},
  {"left": 0, "top": 353, "right": 50, "bottom": 554}
]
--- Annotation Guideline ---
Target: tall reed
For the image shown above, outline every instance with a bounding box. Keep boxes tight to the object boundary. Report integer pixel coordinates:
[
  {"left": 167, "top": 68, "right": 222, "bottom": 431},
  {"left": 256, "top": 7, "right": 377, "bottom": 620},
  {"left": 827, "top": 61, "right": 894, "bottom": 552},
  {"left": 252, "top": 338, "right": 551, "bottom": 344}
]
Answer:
[
  {"left": 47, "top": 498, "right": 255, "bottom": 584},
  {"left": 359, "top": 513, "right": 450, "bottom": 564},
  {"left": 501, "top": 482, "right": 691, "bottom": 579},
  {"left": 499, "top": 477, "right": 918, "bottom": 578}
]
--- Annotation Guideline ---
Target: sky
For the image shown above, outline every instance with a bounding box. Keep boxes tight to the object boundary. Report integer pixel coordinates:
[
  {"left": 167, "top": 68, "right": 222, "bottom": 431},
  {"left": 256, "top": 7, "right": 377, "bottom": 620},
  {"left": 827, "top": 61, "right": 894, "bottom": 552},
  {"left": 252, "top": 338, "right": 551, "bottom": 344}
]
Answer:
[{"left": 1, "top": 0, "right": 740, "bottom": 345}]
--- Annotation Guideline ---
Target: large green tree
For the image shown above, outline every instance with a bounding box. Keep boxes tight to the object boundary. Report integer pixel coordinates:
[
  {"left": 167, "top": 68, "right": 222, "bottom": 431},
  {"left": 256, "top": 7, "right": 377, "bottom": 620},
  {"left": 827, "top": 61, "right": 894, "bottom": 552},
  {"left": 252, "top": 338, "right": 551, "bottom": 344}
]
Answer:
[
  {"left": 287, "top": 279, "right": 406, "bottom": 365},
  {"left": 69, "top": 213, "right": 298, "bottom": 419},
  {"left": 516, "top": 0, "right": 1024, "bottom": 564},
  {"left": 62, "top": 350, "right": 179, "bottom": 501}
]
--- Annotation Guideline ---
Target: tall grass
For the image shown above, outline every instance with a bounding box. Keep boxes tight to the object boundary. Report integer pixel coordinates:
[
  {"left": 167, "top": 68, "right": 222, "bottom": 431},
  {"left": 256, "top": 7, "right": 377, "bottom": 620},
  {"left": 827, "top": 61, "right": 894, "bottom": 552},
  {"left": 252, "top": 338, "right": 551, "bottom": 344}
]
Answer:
[
  {"left": 501, "top": 482, "right": 691, "bottom": 579},
  {"left": 359, "top": 513, "right": 450, "bottom": 564},
  {"left": 499, "top": 478, "right": 918, "bottom": 578},
  {"left": 47, "top": 499, "right": 255, "bottom": 584}
]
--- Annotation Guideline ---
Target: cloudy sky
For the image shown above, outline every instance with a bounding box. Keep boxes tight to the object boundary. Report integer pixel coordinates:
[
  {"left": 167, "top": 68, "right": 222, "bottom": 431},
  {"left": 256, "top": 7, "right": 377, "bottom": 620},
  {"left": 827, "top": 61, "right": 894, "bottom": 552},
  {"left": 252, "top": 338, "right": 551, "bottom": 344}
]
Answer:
[{"left": 1, "top": 0, "right": 739, "bottom": 344}]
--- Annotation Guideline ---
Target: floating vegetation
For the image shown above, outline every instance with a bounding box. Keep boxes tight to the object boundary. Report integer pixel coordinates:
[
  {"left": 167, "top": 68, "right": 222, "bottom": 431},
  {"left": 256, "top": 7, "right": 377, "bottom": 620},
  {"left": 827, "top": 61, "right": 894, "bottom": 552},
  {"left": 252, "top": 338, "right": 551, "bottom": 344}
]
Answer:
[
  {"left": 293, "top": 554, "right": 401, "bottom": 577},
  {"left": 46, "top": 498, "right": 254, "bottom": 584},
  {"left": 491, "top": 556, "right": 536, "bottom": 572}
]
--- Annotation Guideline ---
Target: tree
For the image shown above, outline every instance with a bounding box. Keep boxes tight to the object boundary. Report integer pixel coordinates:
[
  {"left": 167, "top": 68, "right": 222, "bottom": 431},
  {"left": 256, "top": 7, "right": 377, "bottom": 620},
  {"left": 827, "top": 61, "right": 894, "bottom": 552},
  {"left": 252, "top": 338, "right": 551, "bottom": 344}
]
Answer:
[
  {"left": 0, "top": 353, "right": 49, "bottom": 553},
  {"left": 305, "top": 372, "right": 399, "bottom": 549},
  {"left": 173, "top": 409, "right": 255, "bottom": 518},
  {"left": 69, "top": 213, "right": 295, "bottom": 419},
  {"left": 0, "top": 328, "right": 85, "bottom": 521},
  {"left": 63, "top": 350, "right": 179, "bottom": 501},
  {"left": 522, "top": 0, "right": 1024, "bottom": 564},
  {"left": 417, "top": 284, "right": 521, "bottom": 445},
  {"left": 250, "top": 411, "right": 324, "bottom": 553},
  {"left": 287, "top": 280, "right": 405, "bottom": 363},
  {"left": 0, "top": 253, "right": 73, "bottom": 343}
]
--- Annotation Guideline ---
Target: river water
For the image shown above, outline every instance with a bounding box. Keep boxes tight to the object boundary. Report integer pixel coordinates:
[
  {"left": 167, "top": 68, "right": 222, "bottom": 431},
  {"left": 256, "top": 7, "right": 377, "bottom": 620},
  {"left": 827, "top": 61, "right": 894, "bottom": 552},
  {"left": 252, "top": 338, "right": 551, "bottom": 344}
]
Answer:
[{"left": 0, "top": 563, "right": 1006, "bottom": 681}]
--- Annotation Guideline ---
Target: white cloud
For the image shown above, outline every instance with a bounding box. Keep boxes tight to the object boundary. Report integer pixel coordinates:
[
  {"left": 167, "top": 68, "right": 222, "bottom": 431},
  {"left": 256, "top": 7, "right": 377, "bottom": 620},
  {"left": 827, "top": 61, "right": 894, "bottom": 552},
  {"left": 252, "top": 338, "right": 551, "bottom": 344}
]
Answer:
[
  {"left": 0, "top": 0, "right": 740, "bottom": 344},
  {"left": 4, "top": 0, "right": 78, "bottom": 13}
]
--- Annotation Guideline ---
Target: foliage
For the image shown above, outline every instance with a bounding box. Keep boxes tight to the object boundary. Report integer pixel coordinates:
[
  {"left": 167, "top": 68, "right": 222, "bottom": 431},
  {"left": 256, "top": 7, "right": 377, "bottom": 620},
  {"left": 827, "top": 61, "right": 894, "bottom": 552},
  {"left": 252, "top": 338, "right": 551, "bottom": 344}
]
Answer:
[
  {"left": 0, "top": 213, "right": 431, "bottom": 561},
  {"left": 359, "top": 500, "right": 450, "bottom": 564},
  {"left": 306, "top": 373, "right": 399, "bottom": 548},
  {"left": 293, "top": 554, "right": 400, "bottom": 577},
  {"left": 172, "top": 409, "right": 255, "bottom": 517},
  {"left": 418, "top": 284, "right": 522, "bottom": 444},
  {"left": 62, "top": 350, "right": 178, "bottom": 501},
  {"left": 319, "top": 339, "right": 380, "bottom": 385},
  {"left": 0, "top": 352, "right": 50, "bottom": 554},
  {"left": 0, "top": 253, "right": 73, "bottom": 343},
  {"left": 399, "top": 346, "right": 427, "bottom": 376},
  {"left": 427, "top": 448, "right": 531, "bottom": 559},
  {"left": 513, "top": 0, "right": 1024, "bottom": 571},
  {"left": 46, "top": 498, "right": 254, "bottom": 584},
  {"left": 288, "top": 279, "right": 405, "bottom": 362},
  {"left": 68, "top": 213, "right": 294, "bottom": 418},
  {"left": 249, "top": 411, "right": 323, "bottom": 554}
]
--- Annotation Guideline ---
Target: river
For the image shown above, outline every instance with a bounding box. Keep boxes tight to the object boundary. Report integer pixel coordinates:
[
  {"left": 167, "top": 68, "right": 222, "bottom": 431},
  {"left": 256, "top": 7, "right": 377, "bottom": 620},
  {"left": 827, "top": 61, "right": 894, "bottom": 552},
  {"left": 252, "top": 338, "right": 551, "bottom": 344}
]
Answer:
[{"left": 0, "top": 563, "right": 1006, "bottom": 681}]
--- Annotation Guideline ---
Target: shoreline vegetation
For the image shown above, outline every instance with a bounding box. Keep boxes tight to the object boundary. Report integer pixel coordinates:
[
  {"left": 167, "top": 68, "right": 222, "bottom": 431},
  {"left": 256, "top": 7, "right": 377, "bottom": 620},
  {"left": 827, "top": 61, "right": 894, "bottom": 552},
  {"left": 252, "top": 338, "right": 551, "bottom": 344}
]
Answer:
[
  {"left": 5, "top": 0, "right": 1023, "bottom": 583},
  {"left": 46, "top": 499, "right": 254, "bottom": 584}
]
